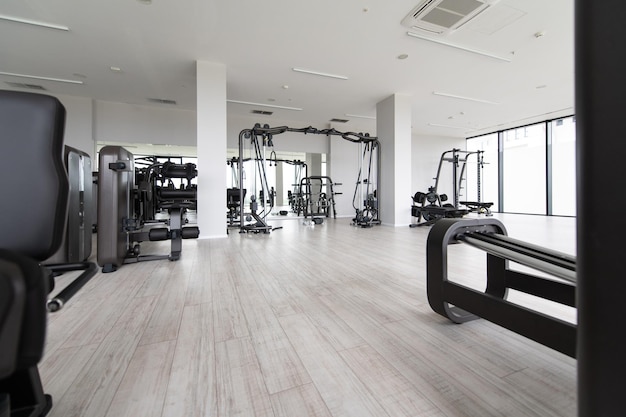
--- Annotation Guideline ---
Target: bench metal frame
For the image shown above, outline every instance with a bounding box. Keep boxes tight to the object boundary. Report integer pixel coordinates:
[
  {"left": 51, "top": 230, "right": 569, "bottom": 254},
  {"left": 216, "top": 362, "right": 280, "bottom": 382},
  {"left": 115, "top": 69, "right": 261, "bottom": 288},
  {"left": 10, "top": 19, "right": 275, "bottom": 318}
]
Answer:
[{"left": 426, "top": 218, "right": 576, "bottom": 358}]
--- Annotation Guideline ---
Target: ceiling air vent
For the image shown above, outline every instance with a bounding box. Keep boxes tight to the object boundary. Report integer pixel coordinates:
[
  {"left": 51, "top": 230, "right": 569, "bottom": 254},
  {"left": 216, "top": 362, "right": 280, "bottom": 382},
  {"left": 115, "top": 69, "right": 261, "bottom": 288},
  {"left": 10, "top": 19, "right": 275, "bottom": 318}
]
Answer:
[
  {"left": 147, "top": 98, "right": 177, "bottom": 105},
  {"left": 5, "top": 81, "right": 47, "bottom": 90},
  {"left": 401, "top": 0, "right": 499, "bottom": 35},
  {"left": 252, "top": 110, "right": 273, "bottom": 115},
  {"left": 330, "top": 118, "right": 349, "bottom": 123}
]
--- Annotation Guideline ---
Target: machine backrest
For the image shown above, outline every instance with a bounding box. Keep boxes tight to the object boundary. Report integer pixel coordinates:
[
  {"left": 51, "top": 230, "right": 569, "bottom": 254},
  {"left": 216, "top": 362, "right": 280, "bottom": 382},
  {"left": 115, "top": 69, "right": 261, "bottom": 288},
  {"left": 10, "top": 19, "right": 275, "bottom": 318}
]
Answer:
[
  {"left": 0, "top": 90, "right": 68, "bottom": 381},
  {"left": 0, "top": 90, "right": 69, "bottom": 261}
]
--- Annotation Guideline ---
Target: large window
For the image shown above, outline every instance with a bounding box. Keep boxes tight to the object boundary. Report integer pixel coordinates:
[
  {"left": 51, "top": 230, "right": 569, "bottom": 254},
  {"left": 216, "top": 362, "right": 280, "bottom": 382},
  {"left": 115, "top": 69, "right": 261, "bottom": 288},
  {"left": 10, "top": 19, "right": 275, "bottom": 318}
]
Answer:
[
  {"left": 502, "top": 123, "right": 547, "bottom": 214},
  {"left": 551, "top": 117, "right": 576, "bottom": 216},
  {"left": 467, "top": 116, "right": 576, "bottom": 217}
]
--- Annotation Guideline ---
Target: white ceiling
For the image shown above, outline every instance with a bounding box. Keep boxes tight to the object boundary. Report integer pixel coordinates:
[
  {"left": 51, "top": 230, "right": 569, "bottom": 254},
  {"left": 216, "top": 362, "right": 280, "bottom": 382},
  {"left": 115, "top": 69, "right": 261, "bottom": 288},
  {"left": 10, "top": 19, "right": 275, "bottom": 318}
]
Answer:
[{"left": 0, "top": 0, "right": 574, "bottom": 138}]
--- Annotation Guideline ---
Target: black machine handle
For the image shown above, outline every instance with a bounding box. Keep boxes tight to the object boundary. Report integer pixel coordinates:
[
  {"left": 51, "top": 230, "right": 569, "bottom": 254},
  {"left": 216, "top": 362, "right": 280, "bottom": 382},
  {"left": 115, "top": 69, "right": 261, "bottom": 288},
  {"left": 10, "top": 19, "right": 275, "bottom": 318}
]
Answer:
[{"left": 45, "top": 262, "right": 98, "bottom": 312}]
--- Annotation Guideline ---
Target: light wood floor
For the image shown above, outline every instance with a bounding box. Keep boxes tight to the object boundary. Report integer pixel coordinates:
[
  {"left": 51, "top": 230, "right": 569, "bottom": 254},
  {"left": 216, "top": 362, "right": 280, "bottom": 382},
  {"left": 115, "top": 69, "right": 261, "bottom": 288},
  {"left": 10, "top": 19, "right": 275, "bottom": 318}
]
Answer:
[{"left": 41, "top": 213, "right": 577, "bottom": 417}]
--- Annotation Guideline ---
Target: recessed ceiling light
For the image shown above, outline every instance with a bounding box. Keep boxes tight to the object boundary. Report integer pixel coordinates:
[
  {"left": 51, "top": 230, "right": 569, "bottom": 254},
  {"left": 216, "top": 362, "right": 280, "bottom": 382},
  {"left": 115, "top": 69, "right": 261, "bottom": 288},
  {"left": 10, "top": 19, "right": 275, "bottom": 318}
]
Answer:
[
  {"left": 292, "top": 67, "right": 348, "bottom": 80},
  {"left": 227, "top": 100, "right": 303, "bottom": 111},
  {"left": 407, "top": 31, "right": 512, "bottom": 62},
  {"left": 428, "top": 123, "right": 477, "bottom": 130},
  {"left": 345, "top": 113, "right": 376, "bottom": 120},
  {"left": 397, "top": 54, "right": 409, "bottom": 60},
  {"left": 0, "top": 71, "right": 83, "bottom": 85},
  {"left": 433, "top": 91, "right": 499, "bottom": 105},
  {"left": 137, "top": 0, "right": 152, "bottom": 4},
  {"left": 110, "top": 66, "right": 122, "bottom": 72},
  {"left": 0, "top": 14, "right": 70, "bottom": 31}
]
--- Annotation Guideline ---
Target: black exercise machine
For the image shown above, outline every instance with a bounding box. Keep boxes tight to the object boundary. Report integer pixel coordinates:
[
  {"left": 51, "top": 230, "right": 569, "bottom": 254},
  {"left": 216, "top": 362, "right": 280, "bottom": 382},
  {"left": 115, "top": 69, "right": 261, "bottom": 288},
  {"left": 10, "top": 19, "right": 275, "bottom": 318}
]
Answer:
[
  {"left": 299, "top": 175, "right": 341, "bottom": 223},
  {"left": 287, "top": 160, "right": 307, "bottom": 215},
  {"left": 227, "top": 187, "right": 246, "bottom": 227},
  {"left": 0, "top": 90, "right": 98, "bottom": 416},
  {"left": 97, "top": 146, "right": 199, "bottom": 273},
  {"left": 426, "top": 217, "right": 576, "bottom": 358},
  {"left": 351, "top": 139, "right": 381, "bottom": 228},
  {"left": 410, "top": 187, "right": 467, "bottom": 227},
  {"left": 237, "top": 124, "right": 378, "bottom": 233},
  {"left": 411, "top": 148, "right": 492, "bottom": 226}
]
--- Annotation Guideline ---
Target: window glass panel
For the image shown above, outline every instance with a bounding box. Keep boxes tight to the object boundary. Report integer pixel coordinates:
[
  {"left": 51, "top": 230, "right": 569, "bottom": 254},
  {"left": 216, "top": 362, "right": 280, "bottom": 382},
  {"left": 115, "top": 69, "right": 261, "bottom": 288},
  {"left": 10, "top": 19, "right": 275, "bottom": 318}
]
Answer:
[
  {"left": 466, "top": 133, "right": 499, "bottom": 212},
  {"left": 551, "top": 117, "right": 576, "bottom": 216},
  {"left": 502, "top": 123, "right": 546, "bottom": 214}
]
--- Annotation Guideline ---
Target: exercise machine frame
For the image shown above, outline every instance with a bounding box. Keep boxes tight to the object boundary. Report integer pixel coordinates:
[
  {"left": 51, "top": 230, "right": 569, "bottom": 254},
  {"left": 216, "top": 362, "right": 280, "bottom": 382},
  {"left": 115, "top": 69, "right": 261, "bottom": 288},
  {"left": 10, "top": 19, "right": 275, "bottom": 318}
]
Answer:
[
  {"left": 97, "top": 146, "right": 199, "bottom": 273},
  {"left": 411, "top": 148, "right": 492, "bottom": 226},
  {"left": 300, "top": 175, "right": 341, "bottom": 220},
  {"left": 237, "top": 124, "right": 378, "bottom": 233},
  {"left": 351, "top": 139, "right": 381, "bottom": 227},
  {"left": 426, "top": 217, "right": 576, "bottom": 358}
]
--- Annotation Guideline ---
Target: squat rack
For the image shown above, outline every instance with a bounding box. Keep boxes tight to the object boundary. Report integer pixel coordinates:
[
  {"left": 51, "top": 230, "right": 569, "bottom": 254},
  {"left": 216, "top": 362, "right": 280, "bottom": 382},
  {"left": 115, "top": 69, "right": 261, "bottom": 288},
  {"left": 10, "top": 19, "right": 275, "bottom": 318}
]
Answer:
[{"left": 433, "top": 148, "right": 485, "bottom": 209}]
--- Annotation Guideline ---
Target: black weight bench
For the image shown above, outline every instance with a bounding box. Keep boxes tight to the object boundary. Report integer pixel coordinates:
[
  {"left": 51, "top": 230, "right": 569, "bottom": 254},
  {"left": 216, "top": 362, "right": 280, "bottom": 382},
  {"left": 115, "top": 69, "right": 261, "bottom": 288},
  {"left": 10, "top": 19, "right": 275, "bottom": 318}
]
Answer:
[
  {"left": 460, "top": 201, "right": 493, "bottom": 216},
  {"left": 410, "top": 204, "right": 468, "bottom": 227},
  {"left": 427, "top": 217, "right": 576, "bottom": 358},
  {"left": 410, "top": 189, "right": 468, "bottom": 227}
]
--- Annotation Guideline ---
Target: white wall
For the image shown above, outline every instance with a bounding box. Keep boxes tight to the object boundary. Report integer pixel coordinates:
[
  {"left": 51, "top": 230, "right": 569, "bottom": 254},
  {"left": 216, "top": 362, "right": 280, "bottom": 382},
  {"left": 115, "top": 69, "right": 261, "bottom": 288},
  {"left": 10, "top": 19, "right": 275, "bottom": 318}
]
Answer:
[
  {"left": 327, "top": 121, "right": 378, "bottom": 218},
  {"left": 329, "top": 135, "right": 359, "bottom": 217},
  {"left": 93, "top": 100, "right": 196, "bottom": 146},
  {"left": 56, "top": 94, "right": 96, "bottom": 160},
  {"left": 411, "top": 134, "right": 466, "bottom": 199}
]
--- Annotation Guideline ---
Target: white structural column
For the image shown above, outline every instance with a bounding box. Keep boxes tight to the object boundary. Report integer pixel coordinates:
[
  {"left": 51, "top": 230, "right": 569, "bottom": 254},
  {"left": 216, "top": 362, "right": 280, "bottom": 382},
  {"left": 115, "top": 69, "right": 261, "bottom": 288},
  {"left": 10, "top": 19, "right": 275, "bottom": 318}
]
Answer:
[
  {"left": 377, "top": 94, "right": 412, "bottom": 226},
  {"left": 196, "top": 61, "right": 227, "bottom": 238}
]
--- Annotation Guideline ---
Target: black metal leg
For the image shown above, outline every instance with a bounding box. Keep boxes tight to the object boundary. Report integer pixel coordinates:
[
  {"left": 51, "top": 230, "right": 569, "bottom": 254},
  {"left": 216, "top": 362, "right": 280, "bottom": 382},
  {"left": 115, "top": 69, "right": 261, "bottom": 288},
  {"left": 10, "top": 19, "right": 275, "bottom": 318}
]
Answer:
[
  {"left": 0, "top": 367, "right": 51, "bottom": 417},
  {"left": 169, "top": 208, "right": 182, "bottom": 261}
]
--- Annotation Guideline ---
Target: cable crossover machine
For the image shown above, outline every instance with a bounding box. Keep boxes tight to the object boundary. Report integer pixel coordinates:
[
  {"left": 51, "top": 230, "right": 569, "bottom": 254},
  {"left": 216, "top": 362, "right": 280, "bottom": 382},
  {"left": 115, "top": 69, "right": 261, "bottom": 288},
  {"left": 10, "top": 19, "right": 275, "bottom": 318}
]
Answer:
[{"left": 237, "top": 124, "right": 379, "bottom": 233}]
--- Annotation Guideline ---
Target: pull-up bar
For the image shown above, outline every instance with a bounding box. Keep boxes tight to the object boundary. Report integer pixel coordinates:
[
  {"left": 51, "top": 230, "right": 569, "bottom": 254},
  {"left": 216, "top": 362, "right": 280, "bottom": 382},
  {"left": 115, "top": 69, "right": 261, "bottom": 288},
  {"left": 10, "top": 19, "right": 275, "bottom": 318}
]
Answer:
[{"left": 239, "top": 124, "right": 378, "bottom": 143}]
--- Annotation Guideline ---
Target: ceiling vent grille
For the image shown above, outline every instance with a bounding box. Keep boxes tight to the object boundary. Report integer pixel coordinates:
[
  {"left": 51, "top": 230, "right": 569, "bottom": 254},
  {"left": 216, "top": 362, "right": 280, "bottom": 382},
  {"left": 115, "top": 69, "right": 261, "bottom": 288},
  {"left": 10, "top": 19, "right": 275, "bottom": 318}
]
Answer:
[
  {"left": 402, "top": 0, "right": 498, "bottom": 35},
  {"left": 252, "top": 110, "right": 273, "bottom": 115},
  {"left": 5, "top": 81, "right": 47, "bottom": 90},
  {"left": 147, "top": 98, "right": 177, "bottom": 105}
]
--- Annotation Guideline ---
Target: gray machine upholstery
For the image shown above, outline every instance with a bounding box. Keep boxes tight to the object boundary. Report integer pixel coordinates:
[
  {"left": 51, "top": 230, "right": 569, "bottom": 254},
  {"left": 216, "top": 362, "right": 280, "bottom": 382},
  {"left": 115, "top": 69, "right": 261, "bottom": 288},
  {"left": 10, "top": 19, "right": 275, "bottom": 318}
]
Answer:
[
  {"left": 0, "top": 89, "right": 85, "bottom": 416},
  {"left": 0, "top": 90, "right": 67, "bottom": 416},
  {"left": 0, "top": 91, "right": 68, "bottom": 260},
  {"left": 47, "top": 146, "right": 93, "bottom": 264},
  {"left": 97, "top": 145, "right": 135, "bottom": 271}
]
